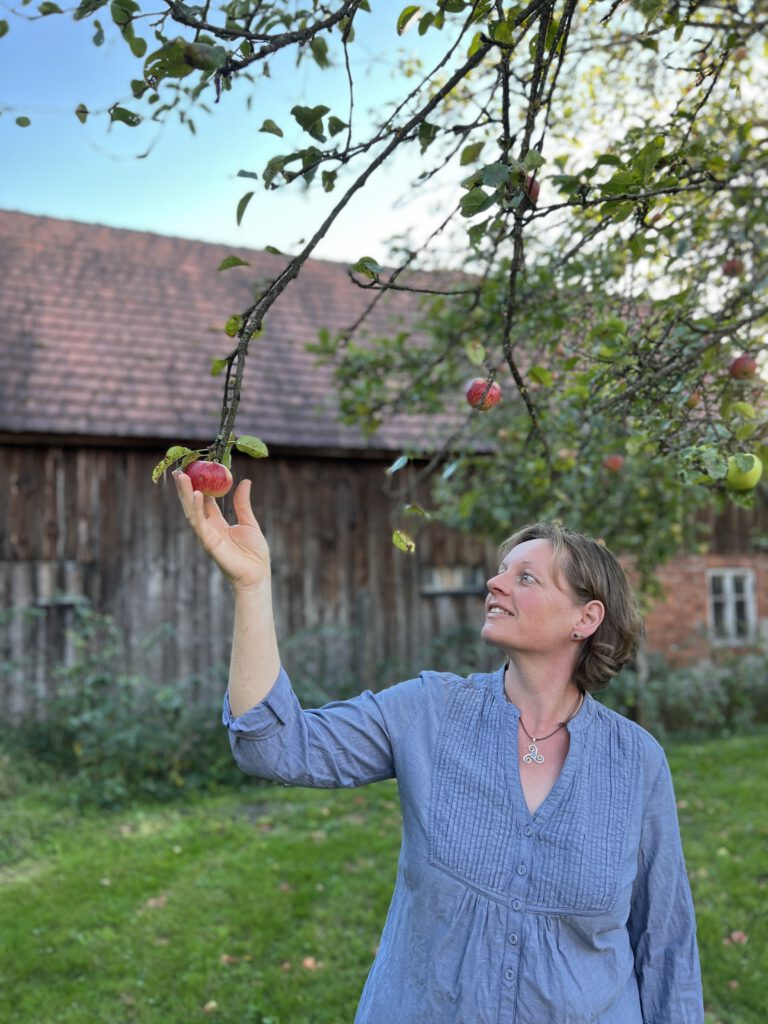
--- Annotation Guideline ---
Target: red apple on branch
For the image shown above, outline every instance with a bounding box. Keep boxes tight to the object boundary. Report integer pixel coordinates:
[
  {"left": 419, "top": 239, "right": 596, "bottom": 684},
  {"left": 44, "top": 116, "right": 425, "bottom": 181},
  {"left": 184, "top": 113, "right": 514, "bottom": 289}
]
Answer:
[
  {"left": 185, "top": 460, "right": 233, "bottom": 497},
  {"left": 728, "top": 354, "right": 758, "bottom": 381},
  {"left": 722, "top": 257, "right": 745, "bottom": 278},
  {"left": 603, "top": 454, "right": 625, "bottom": 472},
  {"left": 524, "top": 175, "right": 540, "bottom": 206},
  {"left": 465, "top": 378, "right": 502, "bottom": 410}
]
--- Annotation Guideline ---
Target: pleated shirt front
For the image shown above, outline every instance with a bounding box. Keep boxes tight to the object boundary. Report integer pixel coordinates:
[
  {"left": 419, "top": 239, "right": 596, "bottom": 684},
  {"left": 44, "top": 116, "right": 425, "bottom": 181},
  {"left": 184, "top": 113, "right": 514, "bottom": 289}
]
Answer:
[{"left": 224, "top": 664, "right": 704, "bottom": 1024}]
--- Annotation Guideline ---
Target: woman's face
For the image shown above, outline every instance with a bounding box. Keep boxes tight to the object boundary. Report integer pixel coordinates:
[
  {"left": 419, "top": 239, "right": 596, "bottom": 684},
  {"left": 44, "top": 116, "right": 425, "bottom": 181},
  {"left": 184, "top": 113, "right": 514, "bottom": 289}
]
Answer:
[{"left": 480, "top": 537, "right": 587, "bottom": 656}]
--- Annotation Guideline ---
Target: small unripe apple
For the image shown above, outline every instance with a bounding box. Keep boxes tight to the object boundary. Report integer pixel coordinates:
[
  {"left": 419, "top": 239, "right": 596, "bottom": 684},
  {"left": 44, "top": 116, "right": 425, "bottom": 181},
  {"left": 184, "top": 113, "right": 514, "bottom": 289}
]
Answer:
[
  {"left": 185, "top": 460, "right": 233, "bottom": 497},
  {"left": 603, "top": 454, "right": 625, "bottom": 472},
  {"left": 465, "top": 378, "right": 502, "bottom": 410},
  {"left": 685, "top": 391, "right": 702, "bottom": 409},
  {"left": 722, "top": 257, "right": 744, "bottom": 278},
  {"left": 728, "top": 354, "right": 758, "bottom": 380},
  {"left": 725, "top": 454, "right": 763, "bottom": 491},
  {"left": 524, "top": 175, "right": 540, "bottom": 206}
]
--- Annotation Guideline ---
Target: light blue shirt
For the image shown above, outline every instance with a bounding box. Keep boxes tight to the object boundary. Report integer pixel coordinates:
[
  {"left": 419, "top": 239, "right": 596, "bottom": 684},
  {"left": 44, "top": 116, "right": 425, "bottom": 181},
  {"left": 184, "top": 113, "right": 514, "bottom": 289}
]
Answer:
[{"left": 224, "top": 664, "right": 704, "bottom": 1024}]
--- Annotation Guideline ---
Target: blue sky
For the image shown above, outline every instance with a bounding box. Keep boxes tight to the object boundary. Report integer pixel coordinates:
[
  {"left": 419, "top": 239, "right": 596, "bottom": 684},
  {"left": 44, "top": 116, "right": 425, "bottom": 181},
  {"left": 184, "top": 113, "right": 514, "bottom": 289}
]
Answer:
[{"left": 0, "top": 6, "right": 455, "bottom": 263}]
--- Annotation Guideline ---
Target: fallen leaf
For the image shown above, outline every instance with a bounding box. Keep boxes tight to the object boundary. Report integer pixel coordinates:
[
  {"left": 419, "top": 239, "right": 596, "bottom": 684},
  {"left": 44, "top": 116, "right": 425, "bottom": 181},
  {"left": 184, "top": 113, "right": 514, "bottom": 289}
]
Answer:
[
  {"left": 280, "top": 961, "right": 292, "bottom": 972},
  {"left": 220, "top": 954, "right": 241, "bottom": 965},
  {"left": 302, "top": 956, "right": 320, "bottom": 970},
  {"left": 143, "top": 894, "right": 168, "bottom": 910},
  {"left": 728, "top": 980, "right": 740, "bottom": 990},
  {"left": 202, "top": 1000, "right": 218, "bottom": 1013}
]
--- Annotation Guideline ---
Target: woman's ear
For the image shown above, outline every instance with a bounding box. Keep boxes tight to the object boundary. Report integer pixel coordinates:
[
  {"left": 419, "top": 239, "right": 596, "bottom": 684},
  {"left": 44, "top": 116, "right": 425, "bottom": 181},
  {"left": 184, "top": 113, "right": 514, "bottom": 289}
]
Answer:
[{"left": 574, "top": 600, "right": 605, "bottom": 639}]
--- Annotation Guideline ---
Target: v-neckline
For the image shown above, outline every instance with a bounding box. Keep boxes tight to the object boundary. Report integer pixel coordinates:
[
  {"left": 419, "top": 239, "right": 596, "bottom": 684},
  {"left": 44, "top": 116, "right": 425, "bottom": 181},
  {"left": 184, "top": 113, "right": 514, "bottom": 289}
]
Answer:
[{"left": 493, "top": 668, "right": 586, "bottom": 826}]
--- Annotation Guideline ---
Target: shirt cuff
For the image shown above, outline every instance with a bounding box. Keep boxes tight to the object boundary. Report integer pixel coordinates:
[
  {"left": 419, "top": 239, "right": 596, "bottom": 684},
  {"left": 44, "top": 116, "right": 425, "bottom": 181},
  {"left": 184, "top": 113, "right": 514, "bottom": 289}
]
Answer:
[{"left": 221, "top": 666, "right": 295, "bottom": 735}]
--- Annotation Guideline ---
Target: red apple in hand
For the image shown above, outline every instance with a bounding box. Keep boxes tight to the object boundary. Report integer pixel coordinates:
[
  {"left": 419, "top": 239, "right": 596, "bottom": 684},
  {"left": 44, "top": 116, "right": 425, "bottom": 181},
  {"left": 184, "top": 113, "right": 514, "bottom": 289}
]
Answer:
[
  {"left": 185, "top": 460, "right": 233, "bottom": 497},
  {"left": 728, "top": 354, "right": 758, "bottom": 381},
  {"left": 466, "top": 378, "right": 502, "bottom": 410},
  {"left": 603, "top": 454, "right": 625, "bottom": 472}
]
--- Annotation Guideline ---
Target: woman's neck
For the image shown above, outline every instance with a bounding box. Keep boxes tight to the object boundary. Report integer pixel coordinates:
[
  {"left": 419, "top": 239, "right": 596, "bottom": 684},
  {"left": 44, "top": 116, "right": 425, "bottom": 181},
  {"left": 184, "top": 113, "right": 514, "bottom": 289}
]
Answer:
[{"left": 504, "top": 657, "right": 583, "bottom": 734}]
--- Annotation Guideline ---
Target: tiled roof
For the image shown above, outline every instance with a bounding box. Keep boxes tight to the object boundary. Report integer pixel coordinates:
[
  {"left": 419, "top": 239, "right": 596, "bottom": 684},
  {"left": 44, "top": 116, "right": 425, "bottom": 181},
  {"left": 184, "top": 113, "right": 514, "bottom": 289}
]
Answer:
[{"left": 0, "top": 210, "right": 460, "bottom": 453}]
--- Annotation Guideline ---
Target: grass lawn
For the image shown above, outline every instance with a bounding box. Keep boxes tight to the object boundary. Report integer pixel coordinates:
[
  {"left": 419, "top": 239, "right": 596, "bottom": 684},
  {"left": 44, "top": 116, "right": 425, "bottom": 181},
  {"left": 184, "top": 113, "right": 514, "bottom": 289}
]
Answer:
[{"left": 1, "top": 731, "right": 765, "bottom": 1024}]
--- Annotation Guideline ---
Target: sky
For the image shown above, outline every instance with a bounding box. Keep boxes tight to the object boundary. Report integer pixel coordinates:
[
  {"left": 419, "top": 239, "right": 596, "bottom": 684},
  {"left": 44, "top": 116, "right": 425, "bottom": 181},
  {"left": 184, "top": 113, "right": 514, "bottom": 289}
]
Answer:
[{"left": 0, "top": 5, "right": 457, "bottom": 264}]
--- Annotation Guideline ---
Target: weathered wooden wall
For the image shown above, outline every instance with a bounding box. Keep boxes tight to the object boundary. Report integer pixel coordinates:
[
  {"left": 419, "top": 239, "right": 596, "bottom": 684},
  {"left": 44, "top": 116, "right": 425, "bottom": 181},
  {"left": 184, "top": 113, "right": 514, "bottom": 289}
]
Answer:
[{"left": 0, "top": 442, "right": 499, "bottom": 721}]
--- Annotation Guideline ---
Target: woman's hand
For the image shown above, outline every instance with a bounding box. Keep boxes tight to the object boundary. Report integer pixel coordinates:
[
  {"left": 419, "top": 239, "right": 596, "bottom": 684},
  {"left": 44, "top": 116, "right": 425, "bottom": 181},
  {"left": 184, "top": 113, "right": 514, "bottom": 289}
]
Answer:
[{"left": 173, "top": 471, "right": 270, "bottom": 592}]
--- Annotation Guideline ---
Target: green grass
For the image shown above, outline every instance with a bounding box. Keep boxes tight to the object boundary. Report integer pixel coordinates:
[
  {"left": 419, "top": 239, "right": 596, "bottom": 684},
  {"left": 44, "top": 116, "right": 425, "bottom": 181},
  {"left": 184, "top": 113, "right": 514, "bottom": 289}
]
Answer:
[{"left": 1, "top": 733, "right": 765, "bottom": 1024}]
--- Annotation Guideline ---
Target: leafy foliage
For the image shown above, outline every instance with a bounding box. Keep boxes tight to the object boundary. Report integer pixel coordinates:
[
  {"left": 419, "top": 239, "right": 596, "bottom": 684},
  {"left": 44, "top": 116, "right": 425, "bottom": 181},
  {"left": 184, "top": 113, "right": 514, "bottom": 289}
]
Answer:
[{"left": 4, "top": 0, "right": 767, "bottom": 575}]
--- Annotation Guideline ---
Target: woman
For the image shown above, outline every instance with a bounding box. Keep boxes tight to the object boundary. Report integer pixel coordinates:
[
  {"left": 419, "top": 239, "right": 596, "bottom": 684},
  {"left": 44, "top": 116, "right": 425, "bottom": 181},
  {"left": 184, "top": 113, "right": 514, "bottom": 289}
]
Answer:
[{"left": 174, "top": 471, "right": 704, "bottom": 1024}]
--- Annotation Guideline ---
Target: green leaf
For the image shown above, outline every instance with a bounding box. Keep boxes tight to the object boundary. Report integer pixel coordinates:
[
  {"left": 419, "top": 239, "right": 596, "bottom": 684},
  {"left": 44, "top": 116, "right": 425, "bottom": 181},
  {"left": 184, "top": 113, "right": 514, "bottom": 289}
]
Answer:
[
  {"left": 218, "top": 255, "right": 250, "bottom": 271},
  {"left": 235, "top": 436, "right": 269, "bottom": 459},
  {"left": 109, "top": 105, "right": 141, "bottom": 127},
  {"left": 386, "top": 455, "right": 409, "bottom": 475},
  {"left": 291, "top": 104, "right": 330, "bottom": 142},
  {"left": 460, "top": 187, "right": 495, "bottom": 218},
  {"left": 38, "top": 2, "right": 63, "bottom": 14},
  {"left": 15, "top": 116, "right": 31, "bottom": 127},
  {"left": 224, "top": 315, "right": 243, "bottom": 337},
  {"left": 418, "top": 121, "right": 438, "bottom": 153},
  {"left": 0, "top": 19, "right": 9, "bottom": 37},
  {"left": 127, "top": 34, "right": 147, "bottom": 58},
  {"left": 464, "top": 340, "right": 486, "bottom": 365},
  {"left": 210, "top": 357, "right": 229, "bottom": 377},
  {"left": 74, "top": 104, "right": 89, "bottom": 124},
  {"left": 92, "top": 19, "right": 104, "bottom": 45},
  {"left": 404, "top": 503, "right": 431, "bottom": 518},
  {"left": 259, "top": 119, "right": 283, "bottom": 137},
  {"left": 237, "top": 170, "right": 259, "bottom": 181},
  {"left": 480, "top": 162, "right": 514, "bottom": 188},
  {"left": 236, "top": 191, "right": 254, "bottom": 226},
  {"left": 322, "top": 170, "right": 337, "bottom": 192},
  {"left": 181, "top": 41, "right": 227, "bottom": 71},
  {"left": 351, "top": 256, "right": 384, "bottom": 280},
  {"left": 327, "top": 116, "right": 348, "bottom": 136},
  {"left": 460, "top": 141, "right": 484, "bottom": 166},
  {"left": 397, "top": 5, "right": 420, "bottom": 34},
  {"left": 393, "top": 529, "right": 416, "bottom": 553},
  {"left": 522, "top": 150, "right": 545, "bottom": 171},
  {"left": 265, "top": 245, "right": 284, "bottom": 255},
  {"left": 529, "top": 365, "right": 554, "bottom": 387},
  {"left": 152, "top": 445, "right": 194, "bottom": 482},
  {"left": 74, "top": 0, "right": 107, "bottom": 19},
  {"left": 309, "top": 36, "right": 330, "bottom": 68},
  {"left": 144, "top": 38, "right": 193, "bottom": 84}
]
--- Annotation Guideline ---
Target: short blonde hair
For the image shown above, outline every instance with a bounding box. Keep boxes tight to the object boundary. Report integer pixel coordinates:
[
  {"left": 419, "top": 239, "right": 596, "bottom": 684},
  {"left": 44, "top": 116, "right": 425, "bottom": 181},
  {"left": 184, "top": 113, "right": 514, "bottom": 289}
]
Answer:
[{"left": 501, "top": 522, "right": 643, "bottom": 692}]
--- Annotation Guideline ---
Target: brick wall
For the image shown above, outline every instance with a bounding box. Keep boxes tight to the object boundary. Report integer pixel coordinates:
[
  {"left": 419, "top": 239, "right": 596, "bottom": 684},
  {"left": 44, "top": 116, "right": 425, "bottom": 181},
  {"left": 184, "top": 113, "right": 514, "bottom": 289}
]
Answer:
[{"left": 641, "top": 553, "right": 768, "bottom": 664}]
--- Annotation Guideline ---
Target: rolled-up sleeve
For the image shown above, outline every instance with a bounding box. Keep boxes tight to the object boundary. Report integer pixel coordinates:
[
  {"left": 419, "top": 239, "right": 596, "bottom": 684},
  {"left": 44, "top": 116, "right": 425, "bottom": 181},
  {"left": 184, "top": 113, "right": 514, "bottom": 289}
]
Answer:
[
  {"left": 627, "top": 756, "right": 704, "bottom": 1024},
  {"left": 222, "top": 666, "right": 423, "bottom": 788}
]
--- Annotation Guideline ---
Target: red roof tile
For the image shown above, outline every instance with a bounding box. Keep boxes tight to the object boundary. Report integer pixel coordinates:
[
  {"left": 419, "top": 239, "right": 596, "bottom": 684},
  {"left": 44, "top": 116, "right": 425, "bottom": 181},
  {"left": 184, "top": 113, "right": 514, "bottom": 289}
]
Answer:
[{"left": 0, "top": 210, "right": 460, "bottom": 453}]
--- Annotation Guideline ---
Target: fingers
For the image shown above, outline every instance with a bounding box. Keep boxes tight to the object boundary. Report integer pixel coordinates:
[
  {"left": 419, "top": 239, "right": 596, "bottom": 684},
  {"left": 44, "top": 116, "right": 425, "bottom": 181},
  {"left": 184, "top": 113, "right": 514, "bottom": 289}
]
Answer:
[{"left": 232, "top": 478, "right": 259, "bottom": 527}]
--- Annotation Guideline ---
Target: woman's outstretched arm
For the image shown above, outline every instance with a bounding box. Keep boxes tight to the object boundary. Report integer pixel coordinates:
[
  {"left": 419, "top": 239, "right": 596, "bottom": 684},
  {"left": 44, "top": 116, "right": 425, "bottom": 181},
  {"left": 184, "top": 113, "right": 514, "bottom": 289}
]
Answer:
[{"left": 173, "top": 471, "right": 280, "bottom": 716}]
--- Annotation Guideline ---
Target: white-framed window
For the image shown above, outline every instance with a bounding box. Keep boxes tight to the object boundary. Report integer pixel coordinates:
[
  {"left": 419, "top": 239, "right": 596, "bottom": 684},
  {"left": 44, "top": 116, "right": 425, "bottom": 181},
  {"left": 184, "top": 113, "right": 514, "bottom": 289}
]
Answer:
[
  {"left": 707, "top": 568, "right": 757, "bottom": 645},
  {"left": 420, "top": 566, "right": 487, "bottom": 597}
]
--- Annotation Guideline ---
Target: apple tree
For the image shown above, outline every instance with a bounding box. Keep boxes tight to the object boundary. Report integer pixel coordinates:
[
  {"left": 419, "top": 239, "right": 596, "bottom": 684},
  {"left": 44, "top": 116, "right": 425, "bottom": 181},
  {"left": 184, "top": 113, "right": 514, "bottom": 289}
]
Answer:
[{"left": 3, "top": 0, "right": 766, "bottom": 584}]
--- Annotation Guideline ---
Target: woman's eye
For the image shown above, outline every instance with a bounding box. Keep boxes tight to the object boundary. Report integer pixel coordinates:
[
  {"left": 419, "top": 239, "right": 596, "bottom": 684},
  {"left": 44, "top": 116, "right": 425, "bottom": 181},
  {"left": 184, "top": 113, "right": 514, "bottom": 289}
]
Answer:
[{"left": 519, "top": 572, "right": 535, "bottom": 584}]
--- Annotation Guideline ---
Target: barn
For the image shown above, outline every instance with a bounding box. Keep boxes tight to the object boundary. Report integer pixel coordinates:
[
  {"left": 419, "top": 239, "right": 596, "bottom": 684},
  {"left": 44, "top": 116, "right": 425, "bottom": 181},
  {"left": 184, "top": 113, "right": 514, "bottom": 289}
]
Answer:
[{"left": 1, "top": 210, "right": 766, "bottom": 721}]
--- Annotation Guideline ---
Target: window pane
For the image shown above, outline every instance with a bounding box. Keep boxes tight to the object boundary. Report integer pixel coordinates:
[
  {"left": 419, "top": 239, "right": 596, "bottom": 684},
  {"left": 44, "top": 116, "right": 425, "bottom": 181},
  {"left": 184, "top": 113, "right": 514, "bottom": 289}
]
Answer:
[{"left": 710, "top": 576, "right": 723, "bottom": 596}]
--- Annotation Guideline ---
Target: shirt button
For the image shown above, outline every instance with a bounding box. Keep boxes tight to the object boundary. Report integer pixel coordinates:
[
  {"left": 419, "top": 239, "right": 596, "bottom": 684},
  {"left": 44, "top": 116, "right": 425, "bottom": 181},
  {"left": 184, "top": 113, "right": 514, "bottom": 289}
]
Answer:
[
  {"left": 507, "top": 932, "right": 519, "bottom": 945},
  {"left": 517, "top": 863, "right": 527, "bottom": 876},
  {"left": 505, "top": 968, "right": 516, "bottom": 982},
  {"left": 524, "top": 825, "right": 534, "bottom": 837},
  {"left": 512, "top": 899, "right": 522, "bottom": 911}
]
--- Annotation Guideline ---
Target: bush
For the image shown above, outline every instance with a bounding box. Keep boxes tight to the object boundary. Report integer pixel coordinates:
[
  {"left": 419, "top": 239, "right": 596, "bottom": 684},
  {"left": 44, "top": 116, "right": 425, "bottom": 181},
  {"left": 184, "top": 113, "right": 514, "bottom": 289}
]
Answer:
[
  {"left": 8, "top": 605, "right": 243, "bottom": 808},
  {"left": 599, "top": 648, "right": 768, "bottom": 738}
]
